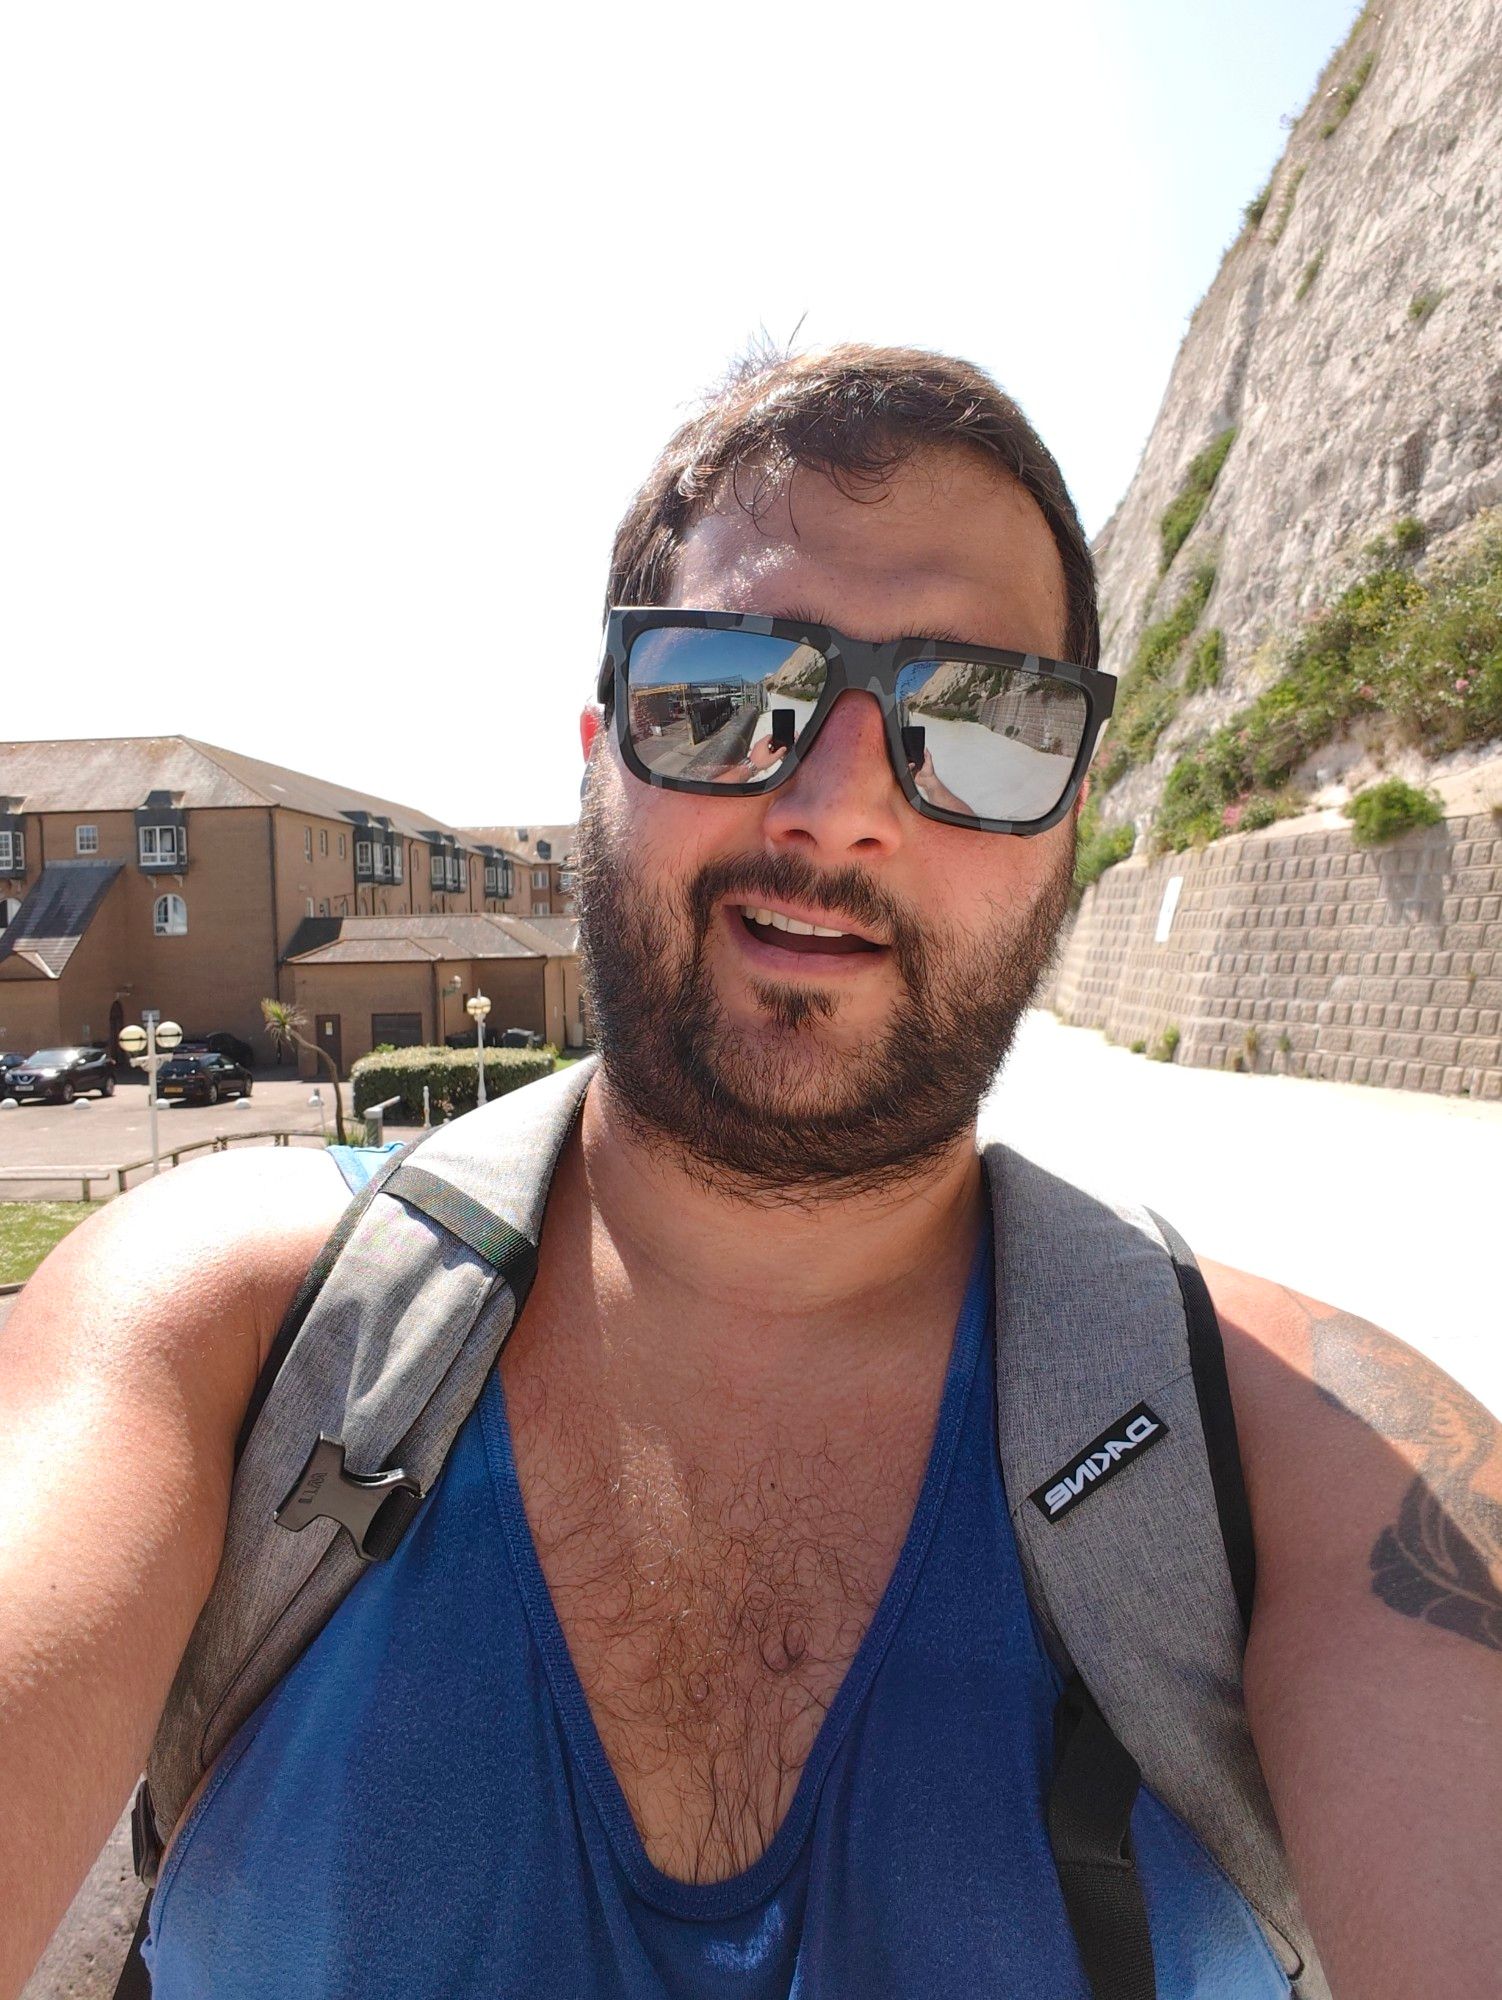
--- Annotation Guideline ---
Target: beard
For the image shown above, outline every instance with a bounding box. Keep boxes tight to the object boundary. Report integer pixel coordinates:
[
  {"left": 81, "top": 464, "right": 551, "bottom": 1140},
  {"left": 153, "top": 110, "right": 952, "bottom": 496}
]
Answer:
[{"left": 576, "top": 767, "right": 1074, "bottom": 1203}]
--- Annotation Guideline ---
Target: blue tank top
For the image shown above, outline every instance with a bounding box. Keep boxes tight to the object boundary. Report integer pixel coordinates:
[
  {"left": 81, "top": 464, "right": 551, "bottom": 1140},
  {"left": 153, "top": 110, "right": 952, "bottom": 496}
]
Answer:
[{"left": 144, "top": 1241, "right": 1289, "bottom": 1997}]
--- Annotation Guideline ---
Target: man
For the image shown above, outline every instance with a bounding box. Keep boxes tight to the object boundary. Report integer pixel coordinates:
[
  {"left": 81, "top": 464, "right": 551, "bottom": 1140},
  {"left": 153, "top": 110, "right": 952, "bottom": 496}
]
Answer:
[{"left": 3, "top": 346, "right": 1499, "bottom": 1999}]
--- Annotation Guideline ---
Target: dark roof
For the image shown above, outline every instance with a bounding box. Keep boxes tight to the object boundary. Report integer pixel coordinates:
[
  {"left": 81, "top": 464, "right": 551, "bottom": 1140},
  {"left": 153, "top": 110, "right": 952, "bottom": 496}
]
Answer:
[
  {"left": 285, "top": 912, "right": 577, "bottom": 967},
  {"left": 0, "top": 736, "right": 477, "bottom": 845},
  {"left": 461, "top": 822, "right": 578, "bottom": 865},
  {"left": 0, "top": 860, "right": 122, "bottom": 978}
]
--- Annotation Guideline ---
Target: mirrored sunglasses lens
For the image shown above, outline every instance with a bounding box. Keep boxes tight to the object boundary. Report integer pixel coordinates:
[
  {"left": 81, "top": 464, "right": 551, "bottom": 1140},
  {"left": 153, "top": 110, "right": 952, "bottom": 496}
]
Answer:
[
  {"left": 895, "top": 661, "right": 1087, "bottom": 823},
  {"left": 626, "top": 628, "right": 827, "bottom": 784}
]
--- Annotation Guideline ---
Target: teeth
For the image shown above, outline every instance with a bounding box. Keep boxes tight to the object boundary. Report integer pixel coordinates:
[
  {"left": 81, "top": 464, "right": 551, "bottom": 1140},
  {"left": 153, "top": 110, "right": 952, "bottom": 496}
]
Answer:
[{"left": 742, "top": 905, "right": 854, "bottom": 940}]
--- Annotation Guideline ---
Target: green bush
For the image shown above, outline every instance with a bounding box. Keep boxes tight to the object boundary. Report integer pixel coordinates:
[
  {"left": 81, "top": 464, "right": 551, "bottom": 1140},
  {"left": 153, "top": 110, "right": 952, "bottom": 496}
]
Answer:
[
  {"left": 1160, "top": 430, "right": 1237, "bottom": 572},
  {"left": 1294, "top": 250, "right": 1324, "bottom": 301},
  {"left": 1269, "top": 164, "right": 1307, "bottom": 243},
  {"left": 1185, "top": 627, "right": 1224, "bottom": 693},
  {"left": 1321, "top": 50, "right": 1375, "bottom": 136},
  {"left": 350, "top": 1045, "right": 556, "bottom": 1122},
  {"left": 1129, "top": 1039, "right": 1147, "bottom": 1055},
  {"left": 1074, "top": 795, "right": 1136, "bottom": 892},
  {"left": 1149, "top": 1024, "right": 1181, "bottom": 1063},
  {"left": 1343, "top": 778, "right": 1444, "bottom": 848},
  {"left": 1109, "top": 562, "right": 1218, "bottom": 770},
  {"left": 1409, "top": 289, "right": 1444, "bottom": 324},
  {"left": 1243, "top": 178, "right": 1273, "bottom": 229}
]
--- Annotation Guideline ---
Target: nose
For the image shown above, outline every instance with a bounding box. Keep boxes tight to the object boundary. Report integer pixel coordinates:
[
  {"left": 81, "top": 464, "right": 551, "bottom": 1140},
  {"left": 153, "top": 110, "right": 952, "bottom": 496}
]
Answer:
[{"left": 761, "top": 690, "right": 906, "bottom": 862}]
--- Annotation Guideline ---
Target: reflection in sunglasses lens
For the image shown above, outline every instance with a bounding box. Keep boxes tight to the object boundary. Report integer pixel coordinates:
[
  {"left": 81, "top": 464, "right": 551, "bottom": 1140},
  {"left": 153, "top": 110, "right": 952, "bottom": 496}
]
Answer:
[
  {"left": 627, "top": 630, "right": 826, "bottom": 786},
  {"left": 895, "top": 661, "right": 1086, "bottom": 822}
]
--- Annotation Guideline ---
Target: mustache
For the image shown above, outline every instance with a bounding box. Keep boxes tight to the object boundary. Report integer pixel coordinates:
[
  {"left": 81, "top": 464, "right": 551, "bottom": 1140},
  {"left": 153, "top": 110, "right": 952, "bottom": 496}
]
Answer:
[{"left": 683, "top": 852, "right": 921, "bottom": 961}]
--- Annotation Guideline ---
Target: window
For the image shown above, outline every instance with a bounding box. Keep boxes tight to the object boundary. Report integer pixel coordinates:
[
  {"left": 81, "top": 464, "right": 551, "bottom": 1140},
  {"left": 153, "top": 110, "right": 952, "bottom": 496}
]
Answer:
[
  {"left": 139, "top": 825, "right": 181, "bottom": 866},
  {"left": 457, "top": 856, "right": 468, "bottom": 890},
  {"left": 306, "top": 897, "right": 315, "bottom": 916},
  {"left": 356, "top": 840, "right": 373, "bottom": 875},
  {"left": 76, "top": 825, "right": 99, "bottom": 855},
  {"left": 319, "top": 829, "right": 328, "bottom": 856},
  {"left": 558, "top": 869, "right": 577, "bottom": 890},
  {"left": 430, "top": 852, "right": 444, "bottom": 887},
  {"left": 392, "top": 845, "right": 403, "bottom": 883},
  {"left": 153, "top": 894, "right": 187, "bottom": 936},
  {"left": 373, "top": 846, "right": 390, "bottom": 881},
  {"left": 338, "top": 833, "right": 347, "bottom": 859},
  {"left": 0, "top": 830, "right": 24, "bottom": 872},
  {"left": 371, "top": 1012, "right": 423, "bottom": 1049},
  {"left": 304, "top": 826, "right": 313, "bottom": 860},
  {"left": 318, "top": 899, "right": 329, "bottom": 916},
  {"left": 534, "top": 902, "right": 551, "bottom": 916},
  {"left": 532, "top": 869, "right": 548, "bottom": 889}
]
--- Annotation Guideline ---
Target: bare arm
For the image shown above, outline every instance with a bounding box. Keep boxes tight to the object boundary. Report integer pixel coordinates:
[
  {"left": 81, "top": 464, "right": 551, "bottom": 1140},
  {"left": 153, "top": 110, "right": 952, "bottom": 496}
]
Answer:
[
  {"left": 1208, "top": 1262, "right": 1502, "bottom": 1998},
  {"left": 0, "top": 1148, "right": 347, "bottom": 1999}
]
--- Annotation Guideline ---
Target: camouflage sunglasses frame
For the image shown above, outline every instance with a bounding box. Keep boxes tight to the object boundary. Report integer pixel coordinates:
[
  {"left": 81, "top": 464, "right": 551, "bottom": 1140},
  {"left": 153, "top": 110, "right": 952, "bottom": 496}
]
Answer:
[{"left": 596, "top": 606, "right": 1117, "bottom": 836}]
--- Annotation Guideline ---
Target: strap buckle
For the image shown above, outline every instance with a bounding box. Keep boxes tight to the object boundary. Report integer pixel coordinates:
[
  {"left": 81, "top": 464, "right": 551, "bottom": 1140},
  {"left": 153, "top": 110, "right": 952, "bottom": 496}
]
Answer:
[{"left": 274, "top": 1435, "right": 424, "bottom": 1562}]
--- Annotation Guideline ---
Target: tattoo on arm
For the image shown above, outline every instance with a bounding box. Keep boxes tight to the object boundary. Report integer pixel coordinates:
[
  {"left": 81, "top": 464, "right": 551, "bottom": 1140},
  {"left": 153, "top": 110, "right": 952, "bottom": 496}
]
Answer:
[{"left": 1310, "top": 1310, "right": 1502, "bottom": 1654}]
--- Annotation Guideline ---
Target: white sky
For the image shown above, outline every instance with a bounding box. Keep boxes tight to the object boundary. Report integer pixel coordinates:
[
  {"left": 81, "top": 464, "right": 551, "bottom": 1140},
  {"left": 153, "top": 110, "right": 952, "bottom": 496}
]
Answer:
[{"left": 2, "top": 1, "right": 1359, "bottom": 827}]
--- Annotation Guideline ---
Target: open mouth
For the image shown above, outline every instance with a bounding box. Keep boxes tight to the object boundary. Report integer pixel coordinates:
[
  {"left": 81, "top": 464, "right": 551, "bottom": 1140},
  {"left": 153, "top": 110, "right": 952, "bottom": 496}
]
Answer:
[{"left": 736, "top": 905, "right": 884, "bottom": 957}]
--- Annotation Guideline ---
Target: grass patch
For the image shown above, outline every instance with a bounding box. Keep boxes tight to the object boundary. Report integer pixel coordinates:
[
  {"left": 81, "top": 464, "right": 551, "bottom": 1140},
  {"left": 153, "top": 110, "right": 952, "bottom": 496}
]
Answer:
[
  {"left": 1243, "top": 177, "right": 1274, "bottom": 230},
  {"left": 1102, "top": 562, "right": 1218, "bottom": 781},
  {"left": 1075, "top": 794, "right": 1136, "bottom": 894},
  {"left": 1294, "top": 249, "right": 1324, "bottom": 301},
  {"left": 1343, "top": 778, "right": 1444, "bottom": 847},
  {"left": 1153, "top": 511, "right": 1502, "bottom": 853},
  {"left": 1159, "top": 429, "right": 1236, "bottom": 572},
  {"left": 1269, "top": 164, "right": 1307, "bottom": 243},
  {"left": 1409, "top": 289, "right": 1445, "bottom": 324},
  {"left": 1149, "top": 1025, "right": 1182, "bottom": 1063},
  {"left": 1321, "top": 50, "right": 1375, "bottom": 137},
  {"left": 1185, "top": 627, "right": 1225, "bottom": 694},
  {"left": 0, "top": 1202, "right": 98, "bottom": 1286}
]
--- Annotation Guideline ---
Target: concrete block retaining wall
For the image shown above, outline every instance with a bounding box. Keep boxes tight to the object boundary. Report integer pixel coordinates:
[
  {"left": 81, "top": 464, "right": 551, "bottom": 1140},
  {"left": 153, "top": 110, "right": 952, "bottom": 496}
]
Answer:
[{"left": 1046, "top": 809, "right": 1502, "bottom": 1100}]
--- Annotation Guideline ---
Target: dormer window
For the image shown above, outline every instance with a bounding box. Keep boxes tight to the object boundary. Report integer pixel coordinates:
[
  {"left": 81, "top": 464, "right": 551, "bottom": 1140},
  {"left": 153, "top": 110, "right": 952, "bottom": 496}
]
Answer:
[
  {"left": 391, "top": 844, "right": 403, "bottom": 883},
  {"left": 430, "top": 851, "right": 444, "bottom": 888},
  {"left": 355, "top": 840, "right": 374, "bottom": 877},
  {"left": 76, "top": 825, "right": 99, "bottom": 855},
  {"left": 139, "top": 825, "right": 185, "bottom": 868},
  {"left": 0, "top": 829, "right": 24, "bottom": 875}
]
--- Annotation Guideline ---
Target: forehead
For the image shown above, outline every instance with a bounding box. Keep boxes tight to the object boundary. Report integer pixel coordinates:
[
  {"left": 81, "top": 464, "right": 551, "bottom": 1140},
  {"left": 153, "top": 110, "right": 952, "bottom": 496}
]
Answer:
[{"left": 670, "top": 449, "right": 1068, "bottom": 657}]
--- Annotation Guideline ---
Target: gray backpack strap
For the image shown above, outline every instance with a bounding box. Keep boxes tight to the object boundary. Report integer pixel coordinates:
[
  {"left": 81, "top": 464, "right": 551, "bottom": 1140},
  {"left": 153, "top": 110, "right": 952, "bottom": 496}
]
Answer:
[
  {"left": 986, "top": 1142, "right": 1330, "bottom": 2000},
  {"left": 135, "top": 1057, "right": 597, "bottom": 1881}
]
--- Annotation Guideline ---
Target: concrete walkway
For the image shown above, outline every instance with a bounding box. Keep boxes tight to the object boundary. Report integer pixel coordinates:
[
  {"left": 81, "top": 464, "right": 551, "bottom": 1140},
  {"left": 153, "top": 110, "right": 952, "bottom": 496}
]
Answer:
[{"left": 981, "top": 1010, "right": 1502, "bottom": 1415}]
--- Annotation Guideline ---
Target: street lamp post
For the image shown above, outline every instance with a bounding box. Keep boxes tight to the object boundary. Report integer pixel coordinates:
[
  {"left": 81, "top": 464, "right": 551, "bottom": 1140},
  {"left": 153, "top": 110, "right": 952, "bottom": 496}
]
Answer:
[
  {"left": 117, "top": 1012, "right": 183, "bottom": 1176},
  {"left": 466, "top": 989, "right": 492, "bottom": 1107}
]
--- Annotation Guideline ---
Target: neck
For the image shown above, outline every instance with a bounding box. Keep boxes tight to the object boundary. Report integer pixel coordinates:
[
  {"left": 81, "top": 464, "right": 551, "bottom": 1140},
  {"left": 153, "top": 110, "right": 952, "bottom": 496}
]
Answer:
[{"left": 571, "top": 1067, "right": 986, "bottom": 1378}]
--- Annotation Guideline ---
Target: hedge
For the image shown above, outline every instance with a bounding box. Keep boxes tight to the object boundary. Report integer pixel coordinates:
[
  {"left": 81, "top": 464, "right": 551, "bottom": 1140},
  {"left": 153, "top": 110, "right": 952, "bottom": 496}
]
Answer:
[{"left": 350, "top": 1045, "right": 556, "bottom": 1122}]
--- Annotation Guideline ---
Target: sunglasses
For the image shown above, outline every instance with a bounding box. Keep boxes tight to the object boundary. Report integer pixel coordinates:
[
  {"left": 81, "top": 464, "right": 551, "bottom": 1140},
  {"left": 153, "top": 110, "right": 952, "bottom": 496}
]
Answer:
[{"left": 596, "top": 608, "right": 1116, "bottom": 835}]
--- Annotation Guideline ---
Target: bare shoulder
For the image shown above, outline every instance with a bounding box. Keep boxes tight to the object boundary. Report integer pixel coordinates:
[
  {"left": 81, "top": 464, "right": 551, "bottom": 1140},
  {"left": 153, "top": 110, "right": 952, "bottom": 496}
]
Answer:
[
  {"left": 5, "top": 1142, "right": 352, "bottom": 1414},
  {"left": 1198, "top": 1257, "right": 1502, "bottom": 1650}
]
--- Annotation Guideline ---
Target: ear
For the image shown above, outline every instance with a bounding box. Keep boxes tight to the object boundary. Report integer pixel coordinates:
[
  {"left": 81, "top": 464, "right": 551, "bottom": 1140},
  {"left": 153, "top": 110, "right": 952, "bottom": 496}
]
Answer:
[{"left": 580, "top": 704, "right": 604, "bottom": 759}]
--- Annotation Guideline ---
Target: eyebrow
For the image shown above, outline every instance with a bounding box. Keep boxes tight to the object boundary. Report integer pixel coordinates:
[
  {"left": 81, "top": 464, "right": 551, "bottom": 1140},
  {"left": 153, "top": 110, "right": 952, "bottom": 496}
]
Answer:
[{"left": 776, "top": 606, "right": 975, "bottom": 648}]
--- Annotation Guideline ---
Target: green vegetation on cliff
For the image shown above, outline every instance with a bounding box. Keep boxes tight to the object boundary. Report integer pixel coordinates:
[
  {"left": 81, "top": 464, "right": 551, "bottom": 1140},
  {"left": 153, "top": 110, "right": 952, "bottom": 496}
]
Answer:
[
  {"left": 1074, "top": 793, "right": 1136, "bottom": 895},
  {"left": 1344, "top": 778, "right": 1444, "bottom": 848},
  {"left": 1149, "top": 513, "right": 1502, "bottom": 853},
  {"left": 1159, "top": 429, "right": 1236, "bottom": 571},
  {"left": 1098, "top": 561, "right": 1217, "bottom": 786}
]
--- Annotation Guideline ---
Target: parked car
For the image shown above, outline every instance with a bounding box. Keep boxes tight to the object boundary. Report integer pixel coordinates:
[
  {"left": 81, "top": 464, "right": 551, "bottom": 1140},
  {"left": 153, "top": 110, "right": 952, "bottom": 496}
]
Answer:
[
  {"left": 6, "top": 1046, "right": 116, "bottom": 1103},
  {"left": 157, "top": 1051, "right": 254, "bottom": 1106},
  {"left": 180, "top": 1030, "right": 256, "bottom": 1069}
]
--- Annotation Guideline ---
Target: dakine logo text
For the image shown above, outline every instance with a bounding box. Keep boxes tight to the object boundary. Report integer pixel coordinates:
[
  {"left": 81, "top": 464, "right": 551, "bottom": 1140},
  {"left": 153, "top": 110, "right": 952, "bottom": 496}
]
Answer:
[{"left": 1029, "top": 1403, "right": 1169, "bottom": 1522}]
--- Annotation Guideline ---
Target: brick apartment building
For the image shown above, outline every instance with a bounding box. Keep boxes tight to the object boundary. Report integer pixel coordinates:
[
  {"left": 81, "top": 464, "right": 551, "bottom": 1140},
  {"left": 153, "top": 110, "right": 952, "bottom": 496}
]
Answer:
[
  {"left": 0, "top": 737, "right": 581, "bottom": 1073},
  {"left": 460, "top": 823, "right": 578, "bottom": 917}
]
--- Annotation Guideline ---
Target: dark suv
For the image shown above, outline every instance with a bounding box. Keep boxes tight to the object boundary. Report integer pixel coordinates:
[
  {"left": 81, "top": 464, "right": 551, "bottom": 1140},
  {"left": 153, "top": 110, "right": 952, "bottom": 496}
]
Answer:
[
  {"left": 7, "top": 1047, "right": 116, "bottom": 1103},
  {"left": 158, "top": 1051, "right": 255, "bottom": 1106}
]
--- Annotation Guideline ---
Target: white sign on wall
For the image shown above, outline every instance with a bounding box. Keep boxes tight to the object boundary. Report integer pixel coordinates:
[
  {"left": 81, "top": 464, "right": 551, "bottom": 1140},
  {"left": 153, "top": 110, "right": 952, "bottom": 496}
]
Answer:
[{"left": 1154, "top": 875, "right": 1185, "bottom": 944}]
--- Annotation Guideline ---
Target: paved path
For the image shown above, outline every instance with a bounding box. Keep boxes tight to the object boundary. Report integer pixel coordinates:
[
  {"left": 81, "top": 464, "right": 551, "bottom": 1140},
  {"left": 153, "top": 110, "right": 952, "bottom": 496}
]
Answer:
[
  {"left": 14, "top": 1014, "right": 1501, "bottom": 1993},
  {"left": 0, "top": 1075, "right": 354, "bottom": 1198},
  {"left": 981, "top": 1011, "right": 1502, "bottom": 1415}
]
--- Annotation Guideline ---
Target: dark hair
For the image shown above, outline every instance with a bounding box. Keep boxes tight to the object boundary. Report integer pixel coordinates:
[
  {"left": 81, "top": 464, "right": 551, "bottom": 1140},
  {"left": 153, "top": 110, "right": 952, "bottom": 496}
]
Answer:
[{"left": 607, "top": 342, "right": 1098, "bottom": 669}]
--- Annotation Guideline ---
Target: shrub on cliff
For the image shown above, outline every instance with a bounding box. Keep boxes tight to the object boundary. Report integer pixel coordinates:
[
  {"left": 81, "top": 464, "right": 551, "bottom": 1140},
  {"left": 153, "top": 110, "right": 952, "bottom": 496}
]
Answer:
[
  {"left": 1102, "top": 562, "right": 1218, "bottom": 779},
  {"left": 1343, "top": 779, "right": 1444, "bottom": 848},
  {"left": 1159, "top": 429, "right": 1236, "bottom": 572},
  {"left": 1074, "top": 796, "right": 1136, "bottom": 894}
]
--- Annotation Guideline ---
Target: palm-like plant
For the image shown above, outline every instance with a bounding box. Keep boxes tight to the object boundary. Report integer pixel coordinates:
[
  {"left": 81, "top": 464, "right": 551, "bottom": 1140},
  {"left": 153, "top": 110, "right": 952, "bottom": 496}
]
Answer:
[{"left": 261, "top": 998, "right": 348, "bottom": 1145}]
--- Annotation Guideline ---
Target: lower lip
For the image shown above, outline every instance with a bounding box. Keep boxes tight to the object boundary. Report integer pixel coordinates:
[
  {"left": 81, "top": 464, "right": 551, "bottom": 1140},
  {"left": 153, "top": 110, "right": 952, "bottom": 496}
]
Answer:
[{"left": 722, "top": 908, "right": 888, "bottom": 978}]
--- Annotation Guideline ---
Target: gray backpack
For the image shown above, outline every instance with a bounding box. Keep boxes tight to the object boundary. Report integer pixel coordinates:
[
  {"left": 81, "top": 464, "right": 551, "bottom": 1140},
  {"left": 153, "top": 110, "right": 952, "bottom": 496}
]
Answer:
[{"left": 119, "top": 1059, "right": 1328, "bottom": 1999}]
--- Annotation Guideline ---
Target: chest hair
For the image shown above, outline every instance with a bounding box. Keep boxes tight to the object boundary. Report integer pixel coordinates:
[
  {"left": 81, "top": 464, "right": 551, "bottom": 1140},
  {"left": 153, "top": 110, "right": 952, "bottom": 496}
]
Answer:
[{"left": 504, "top": 1355, "right": 932, "bottom": 1884}]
